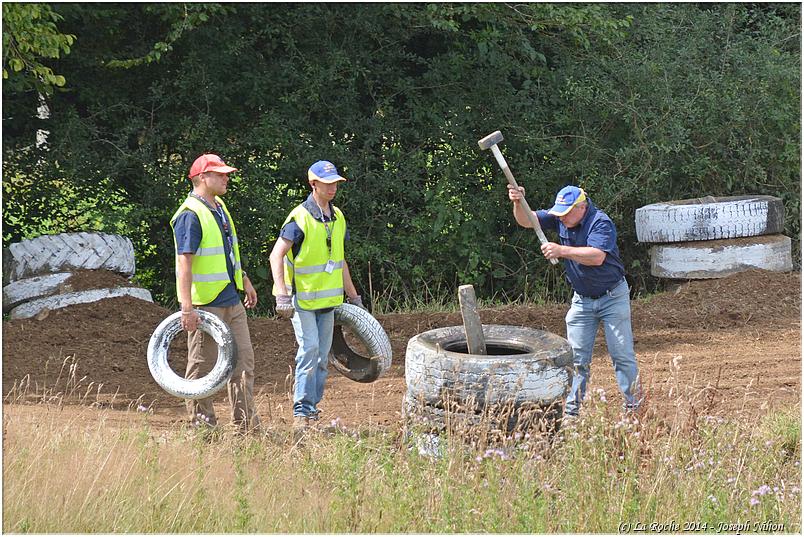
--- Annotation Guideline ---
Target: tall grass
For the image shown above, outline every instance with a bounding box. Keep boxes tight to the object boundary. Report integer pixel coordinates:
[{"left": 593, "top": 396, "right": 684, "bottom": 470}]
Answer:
[
  {"left": 4, "top": 388, "right": 800, "bottom": 533},
  {"left": 367, "top": 267, "right": 573, "bottom": 315}
]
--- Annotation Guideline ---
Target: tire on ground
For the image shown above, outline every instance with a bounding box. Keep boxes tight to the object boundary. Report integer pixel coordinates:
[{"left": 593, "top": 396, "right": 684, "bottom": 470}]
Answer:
[
  {"left": 147, "top": 310, "right": 237, "bottom": 400},
  {"left": 635, "top": 195, "right": 784, "bottom": 243},
  {"left": 402, "top": 393, "right": 564, "bottom": 436},
  {"left": 5, "top": 232, "right": 136, "bottom": 282},
  {"left": 9, "top": 287, "right": 153, "bottom": 319},
  {"left": 2, "top": 272, "right": 73, "bottom": 312},
  {"left": 650, "top": 234, "right": 793, "bottom": 279},
  {"left": 329, "top": 303, "right": 392, "bottom": 383},
  {"left": 405, "top": 324, "right": 572, "bottom": 409}
]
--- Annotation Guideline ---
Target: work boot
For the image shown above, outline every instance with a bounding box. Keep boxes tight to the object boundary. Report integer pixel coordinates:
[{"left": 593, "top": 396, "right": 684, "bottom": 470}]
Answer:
[
  {"left": 293, "top": 416, "right": 309, "bottom": 430},
  {"left": 292, "top": 416, "right": 310, "bottom": 443}
]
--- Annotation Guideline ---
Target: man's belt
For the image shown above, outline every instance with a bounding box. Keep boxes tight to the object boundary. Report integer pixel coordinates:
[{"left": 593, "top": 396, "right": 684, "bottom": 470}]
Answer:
[{"left": 580, "top": 279, "right": 625, "bottom": 300}]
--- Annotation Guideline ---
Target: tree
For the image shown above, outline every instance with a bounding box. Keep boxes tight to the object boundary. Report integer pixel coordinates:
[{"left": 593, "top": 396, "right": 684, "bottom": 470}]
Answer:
[
  {"left": 2, "top": 3, "right": 74, "bottom": 94},
  {"left": 3, "top": 4, "right": 799, "bottom": 310}
]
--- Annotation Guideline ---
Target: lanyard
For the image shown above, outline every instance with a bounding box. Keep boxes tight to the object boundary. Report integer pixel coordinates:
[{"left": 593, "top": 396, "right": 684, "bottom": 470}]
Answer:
[
  {"left": 316, "top": 201, "right": 333, "bottom": 259},
  {"left": 190, "top": 193, "right": 235, "bottom": 256}
]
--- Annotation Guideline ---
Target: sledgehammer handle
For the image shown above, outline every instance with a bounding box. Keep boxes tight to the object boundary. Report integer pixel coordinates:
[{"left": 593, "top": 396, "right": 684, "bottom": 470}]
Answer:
[{"left": 491, "top": 145, "right": 559, "bottom": 265}]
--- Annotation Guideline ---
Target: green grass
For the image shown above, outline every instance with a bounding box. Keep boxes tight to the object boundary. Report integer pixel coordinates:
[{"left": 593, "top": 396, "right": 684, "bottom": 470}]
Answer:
[
  {"left": 368, "top": 279, "right": 570, "bottom": 316},
  {"left": 3, "top": 395, "right": 800, "bottom": 533}
]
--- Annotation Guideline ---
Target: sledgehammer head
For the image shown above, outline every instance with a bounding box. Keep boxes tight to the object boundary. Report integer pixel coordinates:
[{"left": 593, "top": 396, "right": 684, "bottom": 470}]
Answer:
[{"left": 478, "top": 130, "right": 504, "bottom": 150}]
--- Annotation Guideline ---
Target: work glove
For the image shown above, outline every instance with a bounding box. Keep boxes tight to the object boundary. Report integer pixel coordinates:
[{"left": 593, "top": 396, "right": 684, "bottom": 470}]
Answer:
[
  {"left": 275, "top": 294, "right": 295, "bottom": 319},
  {"left": 347, "top": 294, "right": 367, "bottom": 310}
]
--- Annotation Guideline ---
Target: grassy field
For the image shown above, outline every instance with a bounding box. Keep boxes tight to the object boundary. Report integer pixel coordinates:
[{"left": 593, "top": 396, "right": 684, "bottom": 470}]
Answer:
[{"left": 3, "top": 390, "right": 800, "bottom": 533}]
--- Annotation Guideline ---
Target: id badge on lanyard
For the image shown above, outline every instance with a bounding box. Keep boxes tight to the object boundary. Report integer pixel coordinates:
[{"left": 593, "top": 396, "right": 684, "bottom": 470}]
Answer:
[
  {"left": 212, "top": 203, "right": 235, "bottom": 265},
  {"left": 320, "top": 204, "right": 335, "bottom": 273}
]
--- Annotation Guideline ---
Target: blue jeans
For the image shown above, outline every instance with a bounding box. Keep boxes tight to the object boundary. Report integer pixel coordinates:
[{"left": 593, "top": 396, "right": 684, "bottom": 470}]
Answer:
[
  {"left": 564, "top": 279, "right": 641, "bottom": 416},
  {"left": 290, "top": 297, "right": 335, "bottom": 418}
]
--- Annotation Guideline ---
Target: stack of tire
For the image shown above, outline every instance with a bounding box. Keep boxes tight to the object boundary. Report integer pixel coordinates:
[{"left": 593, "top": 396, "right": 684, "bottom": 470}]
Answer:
[
  {"left": 635, "top": 195, "right": 792, "bottom": 279},
  {"left": 402, "top": 325, "right": 574, "bottom": 440},
  {"left": 3, "top": 232, "right": 153, "bottom": 319}
]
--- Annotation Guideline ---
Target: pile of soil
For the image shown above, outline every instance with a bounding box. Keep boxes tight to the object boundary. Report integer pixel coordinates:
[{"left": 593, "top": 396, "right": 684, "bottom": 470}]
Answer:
[
  {"left": 2, "top": 269, "right": 800, "bottom": 428},
  {"left": 64, "top": 269, "right": 134, "bottom": 292}
]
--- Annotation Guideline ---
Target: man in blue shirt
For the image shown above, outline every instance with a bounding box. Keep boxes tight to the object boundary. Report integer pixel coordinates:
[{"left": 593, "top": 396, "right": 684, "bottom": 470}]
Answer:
[
  {"left": 269, "top": 160, "right": 363, "bottom": 433},
  {"left": 173, "top": 153, "right": 261, "bottom": 433},
  {"left": 508, "top": 184, "right": 641, "bottom": 417}
]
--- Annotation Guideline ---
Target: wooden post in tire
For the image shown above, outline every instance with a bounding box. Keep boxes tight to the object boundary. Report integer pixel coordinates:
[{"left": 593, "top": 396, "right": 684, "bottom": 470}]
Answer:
[{"left": 458, "top": 284, "right": 486, "bottom": 355}]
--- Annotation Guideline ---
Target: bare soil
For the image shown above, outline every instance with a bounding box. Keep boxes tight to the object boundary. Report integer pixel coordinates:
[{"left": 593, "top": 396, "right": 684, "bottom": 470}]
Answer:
[
  {"left": 64, "top": 269, "right": 135, "bottom": 292},
  {"left": 2, "top": 269, "right": 800, "bottom": 430}
]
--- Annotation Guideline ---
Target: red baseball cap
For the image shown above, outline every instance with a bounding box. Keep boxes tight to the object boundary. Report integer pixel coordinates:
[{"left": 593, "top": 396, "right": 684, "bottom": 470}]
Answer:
[{"left": 188, "top": 154, "right": 238, "bottom": 179}]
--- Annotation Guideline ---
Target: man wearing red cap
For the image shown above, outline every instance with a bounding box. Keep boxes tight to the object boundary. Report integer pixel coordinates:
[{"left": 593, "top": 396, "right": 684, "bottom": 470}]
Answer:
[
  {"left": 508, "top": 184, "right": 641, "bottom": 418},
  {"left": 170, "top": 153, "right": 261, "bottom": 433},
  {"left": 269, "top": 160, "right": 363, "bottom": 432}
]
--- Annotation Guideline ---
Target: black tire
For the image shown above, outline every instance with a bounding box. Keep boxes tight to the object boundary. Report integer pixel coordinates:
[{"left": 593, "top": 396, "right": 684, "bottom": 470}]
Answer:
[
  {"left": 8, "top": 287, "right": 153, "bottom": 319},
  {"left": 635, "top": 195, "right": 784, "bottom": 243},
  {"left": 650, "top": 234, "right": 793, "bottom": 279},
  {"left": 2, "top": 272, "right": 73, "bottom": 312},
  {"left": 405, "top": 324, "right": 573, "bottom": 409},
  {"left": 147, "top": 310, "right": 237, "bottom": 400},
  {"left": 329, "top": 303, "right": 392, "bottom": 383},
  {"left": 5, "top": 232, "right": 136, "bottom": 283}
]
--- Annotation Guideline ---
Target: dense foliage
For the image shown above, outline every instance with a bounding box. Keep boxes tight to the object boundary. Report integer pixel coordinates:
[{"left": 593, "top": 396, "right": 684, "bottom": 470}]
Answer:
[{"left": 3, "top": 3, "right": 800, "bottom": 312}]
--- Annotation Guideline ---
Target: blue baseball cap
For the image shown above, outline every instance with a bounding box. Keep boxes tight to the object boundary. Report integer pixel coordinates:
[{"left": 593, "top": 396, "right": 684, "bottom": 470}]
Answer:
[
  {"left": 548, "top": 186, "right": 587, "bottom": 216},
  {"left": 307, "top": 160, "right": 347, "bottom": 184}
]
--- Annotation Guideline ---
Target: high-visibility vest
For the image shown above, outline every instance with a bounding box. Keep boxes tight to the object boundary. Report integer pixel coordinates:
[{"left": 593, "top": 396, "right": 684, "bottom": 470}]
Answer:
[
  {"left": 274, "top": 204, "right": 346, "bottom": 310},
  {"left": 170, "top": 195, "right": 243, "bottom": 305}
]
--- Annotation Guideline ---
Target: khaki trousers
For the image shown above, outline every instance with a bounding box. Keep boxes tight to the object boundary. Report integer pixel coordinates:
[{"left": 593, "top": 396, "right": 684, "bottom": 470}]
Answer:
[{"left": 185, "top": 302, "right": 261, "bottom": 432}]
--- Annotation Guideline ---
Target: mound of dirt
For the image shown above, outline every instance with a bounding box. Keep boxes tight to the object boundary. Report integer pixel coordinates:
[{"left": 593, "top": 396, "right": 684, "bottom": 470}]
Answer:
[
  {"left": 64, "top": 269, "right": 135, "bottom": 292},
  {"left": 633, "top": 269, "right": 801, "bottom": 331},
  {"left": 2, "top": 269, "right": 800, "bottom": 427},
  {"left": 3, "top": 296, "right": 174, "bottom": 402}
]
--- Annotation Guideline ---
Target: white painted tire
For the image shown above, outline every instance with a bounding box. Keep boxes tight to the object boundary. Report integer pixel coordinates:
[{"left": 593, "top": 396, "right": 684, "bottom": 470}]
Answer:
[
  {"left": 8, "top": 286, "right": 153, "bottom": 319},
  {"left": 635, "top": 195, "right": 784, "bottom": 243},
  {"left": 5, "top": 232, "right": 136, "bottom": 283},
  {"left": 147, "top": 310, "right": 236, "bottom": 400},
  {"left": 328, "top": 303, "right": 392, "bottom": 383},
  {"left": 405, "top": 324, "right": 572, "bottom": 410},
  {"left": 2, "top": 272, "right": 73, "bottom": 312},
  {"left": 650, "top": 234, "right": 793, "bottom": 279}
]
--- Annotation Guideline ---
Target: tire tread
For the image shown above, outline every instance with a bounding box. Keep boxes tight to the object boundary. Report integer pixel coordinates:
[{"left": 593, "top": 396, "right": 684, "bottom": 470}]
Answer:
[{"left": 6, "top": 232, "right": 135, "bottom": 282}]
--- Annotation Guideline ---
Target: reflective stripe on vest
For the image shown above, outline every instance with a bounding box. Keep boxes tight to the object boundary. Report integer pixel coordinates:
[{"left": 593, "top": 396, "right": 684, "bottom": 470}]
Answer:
[
  {"left": 275, "top": 203, "right": 346, "bottom": 310},
  {"left": 294, "top": 260, "right": 344, "bottom": 275},
  {"left": 296, "top": 287, "right": 345, "bottom": 301},
  {"left": 170, "top": 196, "right": 243, "bottom": 305}
]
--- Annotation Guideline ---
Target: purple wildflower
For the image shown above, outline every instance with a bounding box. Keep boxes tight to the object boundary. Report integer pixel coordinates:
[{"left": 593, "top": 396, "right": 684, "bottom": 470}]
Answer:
[{"left": 756, "top": 485, "right": 772, "bottom": 496}]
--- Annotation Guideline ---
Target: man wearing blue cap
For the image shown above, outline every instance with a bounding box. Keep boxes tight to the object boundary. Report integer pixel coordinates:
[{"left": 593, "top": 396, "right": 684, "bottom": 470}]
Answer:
[
  {"left": 269, "top": 160, "right": 364, "bottom": 432},
  {"left": 508, "top": 184, "right": 641, "bottom": 417}
]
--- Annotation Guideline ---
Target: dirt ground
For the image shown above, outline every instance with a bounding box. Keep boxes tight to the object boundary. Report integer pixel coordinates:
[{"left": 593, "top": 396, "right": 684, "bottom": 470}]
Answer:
[{"left": 2, "top": 269, "right": 800, "bottom": 430}]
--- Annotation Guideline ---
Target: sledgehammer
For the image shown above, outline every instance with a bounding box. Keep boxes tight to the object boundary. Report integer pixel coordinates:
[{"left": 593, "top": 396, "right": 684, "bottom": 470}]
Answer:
[{"left": 478, "top": 130, "right": 558, "bottom": 265}]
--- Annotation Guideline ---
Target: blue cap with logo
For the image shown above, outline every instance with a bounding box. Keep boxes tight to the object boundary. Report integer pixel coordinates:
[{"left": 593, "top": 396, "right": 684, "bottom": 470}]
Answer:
[
  {"left": 308, "top": 160, "right": 347, "bottom": 184},
  {"left": 547, "top": 185, "right": 587, "bottom": 216}
]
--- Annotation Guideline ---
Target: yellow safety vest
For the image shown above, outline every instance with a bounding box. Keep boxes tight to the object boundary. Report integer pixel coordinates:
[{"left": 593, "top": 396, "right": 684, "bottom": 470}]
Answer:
[
  {"left": 170, "top": 195, "right": 243, "bottom": 305},
  {"left": 274, "top": 204, "right": 346, "bottom": 310}
]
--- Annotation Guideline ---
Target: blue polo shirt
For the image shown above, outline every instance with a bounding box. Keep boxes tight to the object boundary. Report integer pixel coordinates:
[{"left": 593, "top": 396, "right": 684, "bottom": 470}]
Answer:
[
  {"left": 279, "top": 194, "right": 350, "bottom": 256},
  {"left": 536, "top": 200, "right": 625, "bottom": 298}
]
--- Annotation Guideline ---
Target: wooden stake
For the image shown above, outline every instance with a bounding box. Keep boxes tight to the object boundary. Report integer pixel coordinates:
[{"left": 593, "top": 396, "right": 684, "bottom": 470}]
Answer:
[{"left": 458, "top": 284, "right": 487, "bottom": 355}]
